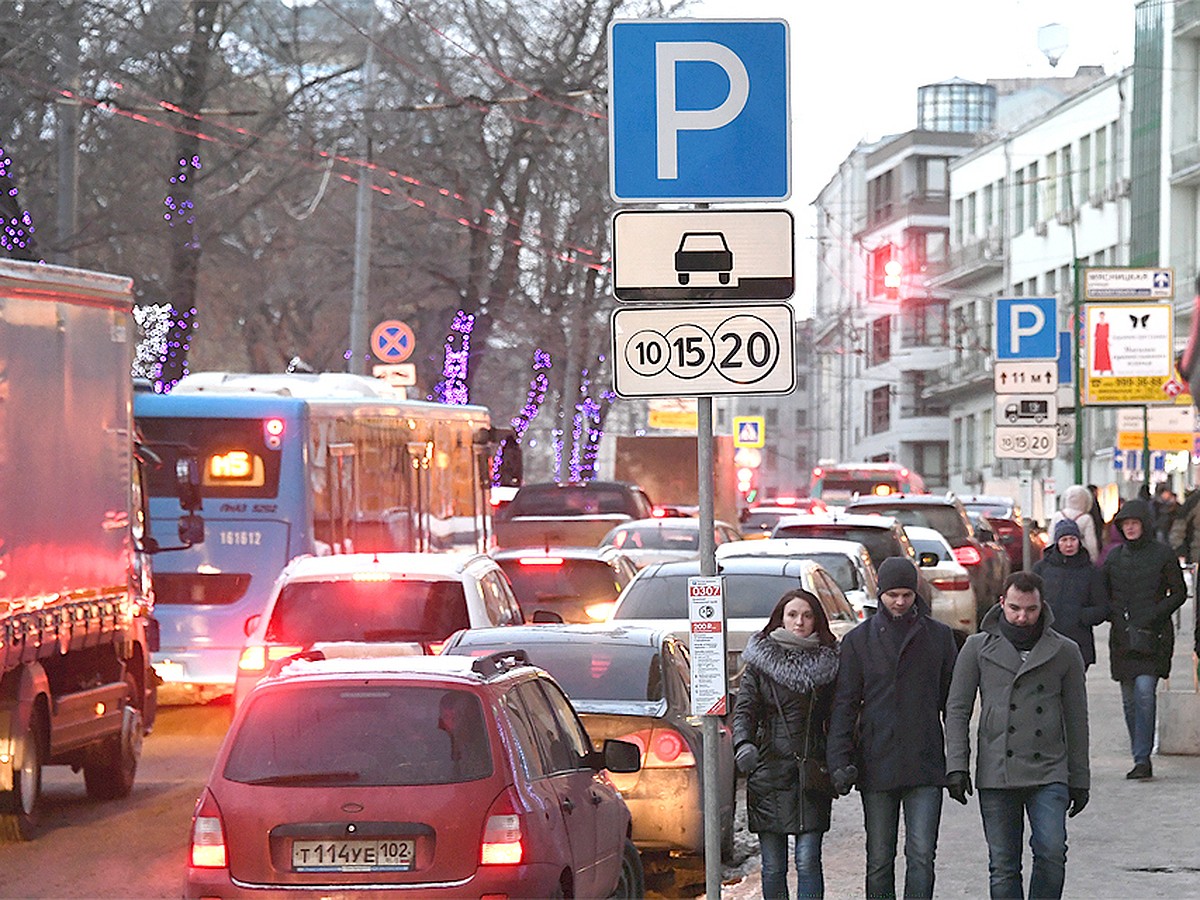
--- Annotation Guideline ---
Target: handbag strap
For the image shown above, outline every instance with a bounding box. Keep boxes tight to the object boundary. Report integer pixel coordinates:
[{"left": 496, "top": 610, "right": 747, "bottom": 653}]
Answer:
[{"left": 769, "top": 682, "right": 812, "bottom": 759}]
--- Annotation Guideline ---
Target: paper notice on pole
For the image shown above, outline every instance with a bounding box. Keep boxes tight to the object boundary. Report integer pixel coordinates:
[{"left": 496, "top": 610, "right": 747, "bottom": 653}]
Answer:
[{"left": 688, "top": 576, "right": 728, "bottom": 716}]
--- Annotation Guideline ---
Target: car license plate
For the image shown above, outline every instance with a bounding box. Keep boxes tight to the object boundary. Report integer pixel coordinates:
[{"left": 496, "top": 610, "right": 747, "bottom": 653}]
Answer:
[
  {"left": 291, "top": 839, "right": 414, "bottom": 872},
  {"left": 153, "top": 661, "right": 185, "bottom": 682}
]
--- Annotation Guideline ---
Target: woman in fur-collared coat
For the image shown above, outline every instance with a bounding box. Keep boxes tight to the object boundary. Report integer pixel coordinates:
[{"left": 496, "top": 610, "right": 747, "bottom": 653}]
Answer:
[{"left": 733, "top": 589, "right": 841, "bottom": 900}]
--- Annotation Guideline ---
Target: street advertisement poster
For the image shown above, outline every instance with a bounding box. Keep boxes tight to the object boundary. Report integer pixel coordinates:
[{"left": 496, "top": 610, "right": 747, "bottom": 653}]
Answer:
[
  {"left": 688, "top": 576, "right": 728, "bottom": 716},
  {"left": 1083, "top": 303, "right": 1175, "bottom": 405}
]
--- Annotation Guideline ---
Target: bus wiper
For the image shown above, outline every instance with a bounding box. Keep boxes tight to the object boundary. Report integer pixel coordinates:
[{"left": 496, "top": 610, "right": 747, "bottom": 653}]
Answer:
[{"left": 244, "top": 770, "right": 361, "bottom": 785}]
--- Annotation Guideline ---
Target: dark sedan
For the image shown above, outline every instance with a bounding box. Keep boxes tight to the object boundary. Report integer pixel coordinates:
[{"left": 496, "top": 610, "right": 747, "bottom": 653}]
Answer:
[{"left": 442, "top": 623, "right": 736, "bottom": 861}]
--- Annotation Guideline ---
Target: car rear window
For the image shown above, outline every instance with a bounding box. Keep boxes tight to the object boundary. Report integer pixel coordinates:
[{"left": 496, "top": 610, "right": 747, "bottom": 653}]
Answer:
[
  {"left": 609, "top": 525, "right": 700, "bottom": 551},
  {"left": 741, "top": 510, "right": 789, "bottom": 532},
  {"left": 452, "top": 642, "right": 664, "bottom": 702},
  {"left": 772, "top": 525, "right": 898, "bottom": 568},
  {"left": 792, "top": 553, "right": 858, "bottom": 592},
  {"left": 266, "top": 579, "right": 470, "bottom": 644},
  {"left": 615, "top": 572, "right": 808, "bottom": 619},
  {"left": 497, "top": 558, "right": 624, "bottom": 606},
  {"left": 911, "top": 537, "right": 953, "bottom": 561},
  {"left": 504, "top": 486, "right": 640, "bottom": 517},
  {"left": 852, "top": 505, "right": 967, "bottom": 539},
  {"left": 224, "top": 684, "right": 492, "bottom": 786},
  {"left": 153, "top": 572, "right": 252, "bottom": 606}
]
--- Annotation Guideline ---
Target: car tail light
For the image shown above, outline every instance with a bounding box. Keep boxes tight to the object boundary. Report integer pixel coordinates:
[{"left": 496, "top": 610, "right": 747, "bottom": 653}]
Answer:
[
  {"left": 426, "top": 640, "right": 446, "bottom": 655},
  {"left": 619, "top": 727, "right": 695, "bottom": 769},
  {"left": 952, "top": 545, "right": 982, "bottom": 566},
  {"left": 351, "top": 571, "right": 393, "bottom": 582},
  {"left": 237, "top": 644, "right": 304, "bottom": 673},
  {"left": 480, "top": 787, "right": 524, "bottom": 866},
  {"left": 189, "top": 789, "right": 228, "bottom": 869},
  {"left": 584, "top": 600, "right": 616, "bottom": 622},
  {"left": 930, "top": 577, "right": 972, "bottom": 592},
  {"left": 518, "top": 556, "right": 564, "bottom": 566},
  {"left": 651, "top": 506, "right": 667, "bottom": 518}
]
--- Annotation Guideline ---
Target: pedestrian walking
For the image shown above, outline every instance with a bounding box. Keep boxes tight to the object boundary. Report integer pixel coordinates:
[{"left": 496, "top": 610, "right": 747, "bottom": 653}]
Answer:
[
  {"left": 733, "top": 589, "right": 841, "bottom": 899},
  {"left": 944, "top": 571, "right": 1090, "bottom": 900},
  {"left": 826, "top": 557, "right": 958, "bottom": 899},
  {"left": 1102, "top": 498, "right": 1188, "bottom": 779},
  {"left": 1167, "top": 485, "right": 1200, "bottom": 561},
  {"left": 1049, "top": 485, "right": 1101, "bottom": 561},
  {"left": 1151, "top": 484, "right": 1180, "bottom": 544},
  {"left": 1085, "top": 484, "right": 1106, "bottom": 550},
  {"left": 1032, "top": 518, "right": 1109, "bottom": 670}
]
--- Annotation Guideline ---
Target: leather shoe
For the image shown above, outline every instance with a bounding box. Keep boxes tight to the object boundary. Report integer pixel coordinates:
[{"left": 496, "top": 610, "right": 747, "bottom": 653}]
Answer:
[{"left": 1126, "top": 761, "right": 1153, "bottom": 779}]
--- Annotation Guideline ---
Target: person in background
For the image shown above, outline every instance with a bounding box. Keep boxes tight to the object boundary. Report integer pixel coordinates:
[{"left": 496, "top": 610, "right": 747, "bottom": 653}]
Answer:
[
  {"left": 1103, "top": 499, "right": 1187, "bottom": 779},
  {"left": 826, "top": 558, "right": 958, "bottom": 899},
  {"left": 733, "top": 589, "right": 841, "bottom": 899},
  {"left": 1049, "top": 485, "right": 1100, "bottom": 561},
  {"left": 1168, "top": 485, "right": 1200, "bottom": 562},
  {"left": 1033, "top": 518, "right": 1109, "bottom": 670},
  {"left": 945, "top": 571, "right": 1090, "bottom": 900},
  {"left": 1151, "top": 485, "right": 1180, "bottom": 544},
  {"left": 1085, "top": 485, "right": 1106, "bottom": 545}
]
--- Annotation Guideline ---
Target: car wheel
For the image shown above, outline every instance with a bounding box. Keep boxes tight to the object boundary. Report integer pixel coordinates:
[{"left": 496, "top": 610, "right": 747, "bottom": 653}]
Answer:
[
  {"left": 608, "top": 838, "right": 645, "bottom": 898},
  {"left": 0, "top": 706, "right": 45, "bottom": 841}
]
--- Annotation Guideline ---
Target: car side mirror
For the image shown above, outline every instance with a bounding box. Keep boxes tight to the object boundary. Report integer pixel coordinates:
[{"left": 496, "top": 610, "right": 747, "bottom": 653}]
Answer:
[
  {"left": 530, "top": 609, "right": 563, "bottom": 624},
  {"left": 600, "top": 738, "right": 642, "bottom": 773},
  {"left": 178, "top": 513, "right": 205, "bottom": 546},
  {"left": 244, "top": 614, "right": 261, "bottom": 637},
  {"left": 918, "top": 551, "right": 940, "bottom": 568}
]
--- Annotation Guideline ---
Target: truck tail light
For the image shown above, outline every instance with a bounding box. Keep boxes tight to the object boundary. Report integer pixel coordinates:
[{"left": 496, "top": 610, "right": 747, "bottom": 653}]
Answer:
[
  {"left": 238, "top": 644, "right": 304, "bottom": 673},
  {"left": 480, "top": 787, "right": 524, "bottom": 865},
  {"left": 952, "top": 545, "right": 982, "bottom": 566},
  {"left": 189, "top": 789, "right": 228, "bottom": 869}
]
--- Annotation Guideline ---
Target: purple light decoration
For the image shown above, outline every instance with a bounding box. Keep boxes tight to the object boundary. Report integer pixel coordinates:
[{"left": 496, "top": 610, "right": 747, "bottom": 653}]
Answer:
[
  {"left": 510, "top": 349, "right": 552, "bottom": 439},
  {"left": 434, "top": 309, "right": 474, "bottom": 405},
  {"left": 0, "top": 144, "right": 39, "bottom": 260},
  {"left": 157, "top": 154, "right": 203, "bottom": 392}
]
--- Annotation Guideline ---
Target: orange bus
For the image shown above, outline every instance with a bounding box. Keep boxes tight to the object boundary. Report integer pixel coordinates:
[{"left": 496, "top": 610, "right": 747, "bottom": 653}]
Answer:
[{"left": 810, "top": 462, "right": 927, "bottom": 502}]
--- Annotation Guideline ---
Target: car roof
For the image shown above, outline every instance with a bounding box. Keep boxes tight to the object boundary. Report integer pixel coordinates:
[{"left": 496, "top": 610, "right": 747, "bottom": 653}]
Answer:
[
  {"left": 717, "top": 537, "right": 872, "bottom": 559},
  {"left": 607, "top": 517, "right": 736, "bottom": 530},
  {"left": 773, "top": 512, "right": 902, "bottom": 529},
  {"left": 447, "top": 622, "right": 671, "bottom": 649},
  {"left": 848, "top": 493, "right": 961, "bottom": 507},
  {"left": 264, "top": 652, "right": 516, "bottom": 684},
  {"left": 277, "top": 551, "right": 488, "bottom": 581},
  {"left": 491, "top": 545, "right": 629, "bottom": 562}
]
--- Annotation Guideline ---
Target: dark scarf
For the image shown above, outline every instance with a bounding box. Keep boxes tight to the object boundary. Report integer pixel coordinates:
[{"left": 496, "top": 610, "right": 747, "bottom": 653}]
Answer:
[
  {"left": 998, "top": 614, "right": 1044, "bottom": 651},
  {"left": 879, "top": 603, "right": 918, "bottom": 652}
]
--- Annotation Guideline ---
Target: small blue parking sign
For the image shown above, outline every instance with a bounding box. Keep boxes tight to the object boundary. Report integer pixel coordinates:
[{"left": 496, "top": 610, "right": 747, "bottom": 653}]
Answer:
[
  {"left": 995, "top": 297, "right": 1058, "bottom": 361},
  {"left": 608, "top": 19, "right": 790, "bottom": 202}
]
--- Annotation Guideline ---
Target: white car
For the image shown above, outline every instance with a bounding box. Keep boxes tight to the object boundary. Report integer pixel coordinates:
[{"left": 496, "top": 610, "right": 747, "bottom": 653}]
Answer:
[
  {"left": 904, "top": 525, "right": 978, "bottom": 640},
  {"left": 715, "top": 537, "right": 879, "bottom": 621},
  {"left": 600, "top": 516, "right": 743, "bottom": 569},
  {"left": 232, "top": 552, "right": 526, "bottom": 708}
]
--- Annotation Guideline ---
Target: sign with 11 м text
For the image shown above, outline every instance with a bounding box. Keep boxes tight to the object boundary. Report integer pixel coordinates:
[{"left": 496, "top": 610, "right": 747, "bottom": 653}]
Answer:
[{"left": 608, "top": 19, "right": 790, "bottom": 201}]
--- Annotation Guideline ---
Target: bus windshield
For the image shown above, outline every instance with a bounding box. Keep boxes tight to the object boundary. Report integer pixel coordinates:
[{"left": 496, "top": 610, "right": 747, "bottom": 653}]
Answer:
[{"left": 138, "top": 416, "right": 283, "bottom": 499}]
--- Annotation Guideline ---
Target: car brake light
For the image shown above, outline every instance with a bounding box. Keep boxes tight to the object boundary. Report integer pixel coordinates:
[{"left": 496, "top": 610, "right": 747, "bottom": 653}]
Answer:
[
  {"left": 518, "top": 556, "right": 564, "bottom": 566},
  {"left": 931, "top": 578, "right": 972, "bottom": 591},
  {"left": 651, "top": 506, "right": 667, "bottom": 518},
  {"left": 351, "top": 571, "right": 393, "bottom": 582},
  {"left": 426, "top": 641, "right": 446, "bottom": 655},
  {"left": 619, "top": 727, "right": 695, "bottom": 769},
  {"left": 189, "top": 789, "right": 227, "bottom": 869},
  {"left": 952, "top": 546, "right": 982, "bottom": 566},
  {"left": 481, "top": 787, "right": 524, "bottom": 865},
  {"left": 238, "top": 645, "right": 304, "bottom": 672}
]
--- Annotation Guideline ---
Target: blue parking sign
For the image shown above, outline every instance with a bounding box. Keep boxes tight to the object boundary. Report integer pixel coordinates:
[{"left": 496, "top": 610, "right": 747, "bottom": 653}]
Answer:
[
  {"left": 608, "top": 19, "right": 790, "bottom": 202},
  {"left": 995, "top": 297, "right": 1058, "bottom": 360}
]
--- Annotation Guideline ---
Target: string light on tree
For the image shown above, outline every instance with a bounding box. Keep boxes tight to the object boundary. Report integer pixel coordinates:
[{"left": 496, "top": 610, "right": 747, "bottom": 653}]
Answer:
[
  {"left": 0, "top": 144, "right": 39, "bottom": 261},
  {"left": 132, "top": 303, "right": 172, "bottom": 382},
  {"left": 433, "top": 309, "right": 474, "bottom": 405},
  {"left": 158, "top": 154, "right": 202, "bottom": 391},
  {"left": 510, "top": 349, "right": 552, "bottom": 439}
]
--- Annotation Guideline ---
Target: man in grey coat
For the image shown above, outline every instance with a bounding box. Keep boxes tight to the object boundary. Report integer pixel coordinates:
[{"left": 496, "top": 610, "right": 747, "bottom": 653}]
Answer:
[{"left": 944, "top": 570, "right": 1090, "bottom": 900}]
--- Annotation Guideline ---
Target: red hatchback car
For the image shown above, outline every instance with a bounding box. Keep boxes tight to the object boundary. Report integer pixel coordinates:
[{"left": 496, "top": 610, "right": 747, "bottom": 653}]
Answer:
[{"left": 186, "top": 650, "right": 644, "bottom": 899}]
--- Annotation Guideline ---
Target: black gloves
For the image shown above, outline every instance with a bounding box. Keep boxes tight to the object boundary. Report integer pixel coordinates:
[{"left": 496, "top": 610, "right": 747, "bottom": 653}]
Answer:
[
  {"left": 735, "top": 743, "right": 759, "bottom": 774},
  {"left": 831, "top": 765, "right": 858, "bottom": 796},
  {"left": 947, "top": 771, "right": 973, "bottom": 805},
  {"left": 1068, "top": 788, "right": 1089, "bottom": 818}
]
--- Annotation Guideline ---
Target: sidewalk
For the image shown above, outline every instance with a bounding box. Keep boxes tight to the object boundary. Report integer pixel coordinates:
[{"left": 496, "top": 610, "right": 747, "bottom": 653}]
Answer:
[{"left": 711, "top": 596, "right": 1200, "bottom": 899}]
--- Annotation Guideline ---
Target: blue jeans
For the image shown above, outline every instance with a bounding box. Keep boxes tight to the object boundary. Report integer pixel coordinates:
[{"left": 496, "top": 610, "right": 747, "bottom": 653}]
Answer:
[
  {"left": 1120, "top": 674, "right": 1158, "bottom": 763},
  {"left": 759, "top": 831, "right": 824, "bottom": 899},
  {"left": 861, "top": 785, "right": 943, "bottom": 898},
  {"left": 977, "top": 784, "right": 1069, "bottom": 899}
]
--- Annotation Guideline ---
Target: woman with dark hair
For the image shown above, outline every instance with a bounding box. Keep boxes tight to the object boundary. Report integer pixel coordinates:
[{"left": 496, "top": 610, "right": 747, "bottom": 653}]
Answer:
[{"left": 732, "top": 589, "right": 840, "bottom": 899}]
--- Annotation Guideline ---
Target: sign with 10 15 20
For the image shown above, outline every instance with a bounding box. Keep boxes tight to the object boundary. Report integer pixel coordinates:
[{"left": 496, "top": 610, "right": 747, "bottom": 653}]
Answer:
[{"left": 611, "top": 303, "right": 795, "bottom": 398}]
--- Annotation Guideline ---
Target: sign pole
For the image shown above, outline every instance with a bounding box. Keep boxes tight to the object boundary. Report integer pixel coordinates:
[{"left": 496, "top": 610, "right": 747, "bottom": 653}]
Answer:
[
  {"left": 697, "top": 396, "right": 722, "bottom": 898},
  {"left": 1073, "top": 258, "right": 1084, "bottom": 484},
  {"left": 1143, "top": 406, "right": 1152, "bottom": 487}
]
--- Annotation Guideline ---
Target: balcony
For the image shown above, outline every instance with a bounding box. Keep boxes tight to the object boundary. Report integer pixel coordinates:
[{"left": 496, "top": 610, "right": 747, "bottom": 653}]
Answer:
[
  {"left": 1171, "top": 141, "right": 1200, "bottom": 187},
  {"left": 935, "top": 235, "right": 1005, "bottom": 288},
  {"left": 1175, "top": 0, "right": 1200, "bottom": 38},
  {"left": 861, "top": 192, "right": 951, "bottom": 236}
]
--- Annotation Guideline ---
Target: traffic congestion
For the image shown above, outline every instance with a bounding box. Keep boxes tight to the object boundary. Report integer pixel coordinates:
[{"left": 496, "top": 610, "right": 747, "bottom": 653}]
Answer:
[{"left": 5, "top": 1, "right": 1200, "bottom": 898}]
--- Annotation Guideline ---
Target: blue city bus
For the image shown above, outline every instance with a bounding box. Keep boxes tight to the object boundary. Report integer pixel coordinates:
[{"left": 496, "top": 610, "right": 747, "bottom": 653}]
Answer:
[{"left": 134, "top": 372, "right": 507, "bottom": 700}]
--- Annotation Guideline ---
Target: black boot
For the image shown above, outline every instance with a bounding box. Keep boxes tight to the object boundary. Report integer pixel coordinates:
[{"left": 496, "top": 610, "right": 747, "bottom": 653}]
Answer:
[{"left": 1125, "top": 760, "right": 1153, "bottom": 779}]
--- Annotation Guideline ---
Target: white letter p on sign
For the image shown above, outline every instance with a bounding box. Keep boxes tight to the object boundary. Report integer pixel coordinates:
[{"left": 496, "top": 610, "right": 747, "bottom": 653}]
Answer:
[
  {"left": 1009, "top": 303, "right": 1046, "bottom": 355},
  {"left": 655, "top": 42, "right": 749, "bottom": 180}
]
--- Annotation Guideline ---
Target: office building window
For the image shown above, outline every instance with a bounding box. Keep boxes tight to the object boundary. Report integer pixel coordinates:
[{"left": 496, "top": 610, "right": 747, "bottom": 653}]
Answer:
[
  {"left": 1060, "top": 145, "right": 1073, "bottom": 210},
  {"left": 920, "top": 157, "right": 949, "bottom": 199},
  {"left": 967, "top": 193, "right": 977, "bottom": 237},
  {"left": 995, "top": 178, "right": 1006, "bottom": 231},
  {"left": 1046, "top": 153, "right": 1058, "bottom": 214},
  {"left": 1080, "top": 134, "right": 1092, "bottom": 198},
  {"left": 1096, "top": 127, "right": 1107, "bottom": 188},
  {"left": 795, "top": 408, "right": 808, "bottom": 429},
  {"left": 765, "top": 408, "right": 778, "bottom": 427},
  {"left": 870, "top": 316, "right": 891, "bottom": 366},
  {"left": 1029, "top": 161, "right": 1040, "bottom": 222}
]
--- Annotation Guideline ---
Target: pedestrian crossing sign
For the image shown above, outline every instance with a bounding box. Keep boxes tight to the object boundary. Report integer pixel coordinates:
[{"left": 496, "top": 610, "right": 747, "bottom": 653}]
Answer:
[{"left": 733, "top": 416, "right": 765, "bottom": 448}]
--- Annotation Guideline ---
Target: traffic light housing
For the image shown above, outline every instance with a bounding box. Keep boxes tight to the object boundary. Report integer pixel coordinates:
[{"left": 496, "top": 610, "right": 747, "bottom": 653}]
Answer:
[
  {"left": 883, "top": 258, "right": 902, "bottom": 299},
  {"left": 872, "top": 243, "right": 903, "bottom": 300}
]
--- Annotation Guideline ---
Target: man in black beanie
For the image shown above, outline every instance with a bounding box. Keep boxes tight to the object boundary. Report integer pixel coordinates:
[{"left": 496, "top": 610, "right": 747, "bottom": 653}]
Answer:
[{"left": 827, "top": 556, "right": 958, "bottom": 898}]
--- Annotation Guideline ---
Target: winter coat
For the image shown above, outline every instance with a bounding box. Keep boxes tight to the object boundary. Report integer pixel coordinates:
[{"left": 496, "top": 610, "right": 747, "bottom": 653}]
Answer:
[
  {"left": 1050, "top": 485, "right": 1101, "bottom": 560},
  {"left": 825, "top": 599, "right": 958, "bottom": 792},
  {"left": 732, "top": 632, "right": 840, "bottom": 835},
  {"left": 945, "top": 603, "right": 1090, "bottom": 790},
  {"left": 1167, "top": 489, "right": 1200, "bottom": 562},
  {"left": 1032, "top": 545, "right": 1109, "bottom": 666},
  {"left": 1103, "top": 499, "right": 1188, "bottom": 680}
]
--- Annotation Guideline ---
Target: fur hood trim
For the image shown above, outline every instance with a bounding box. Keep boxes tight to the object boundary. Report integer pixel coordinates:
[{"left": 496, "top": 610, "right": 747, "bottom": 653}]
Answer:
[{"left": 742, "top": 632, "right": 839, "bottom": 693}]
